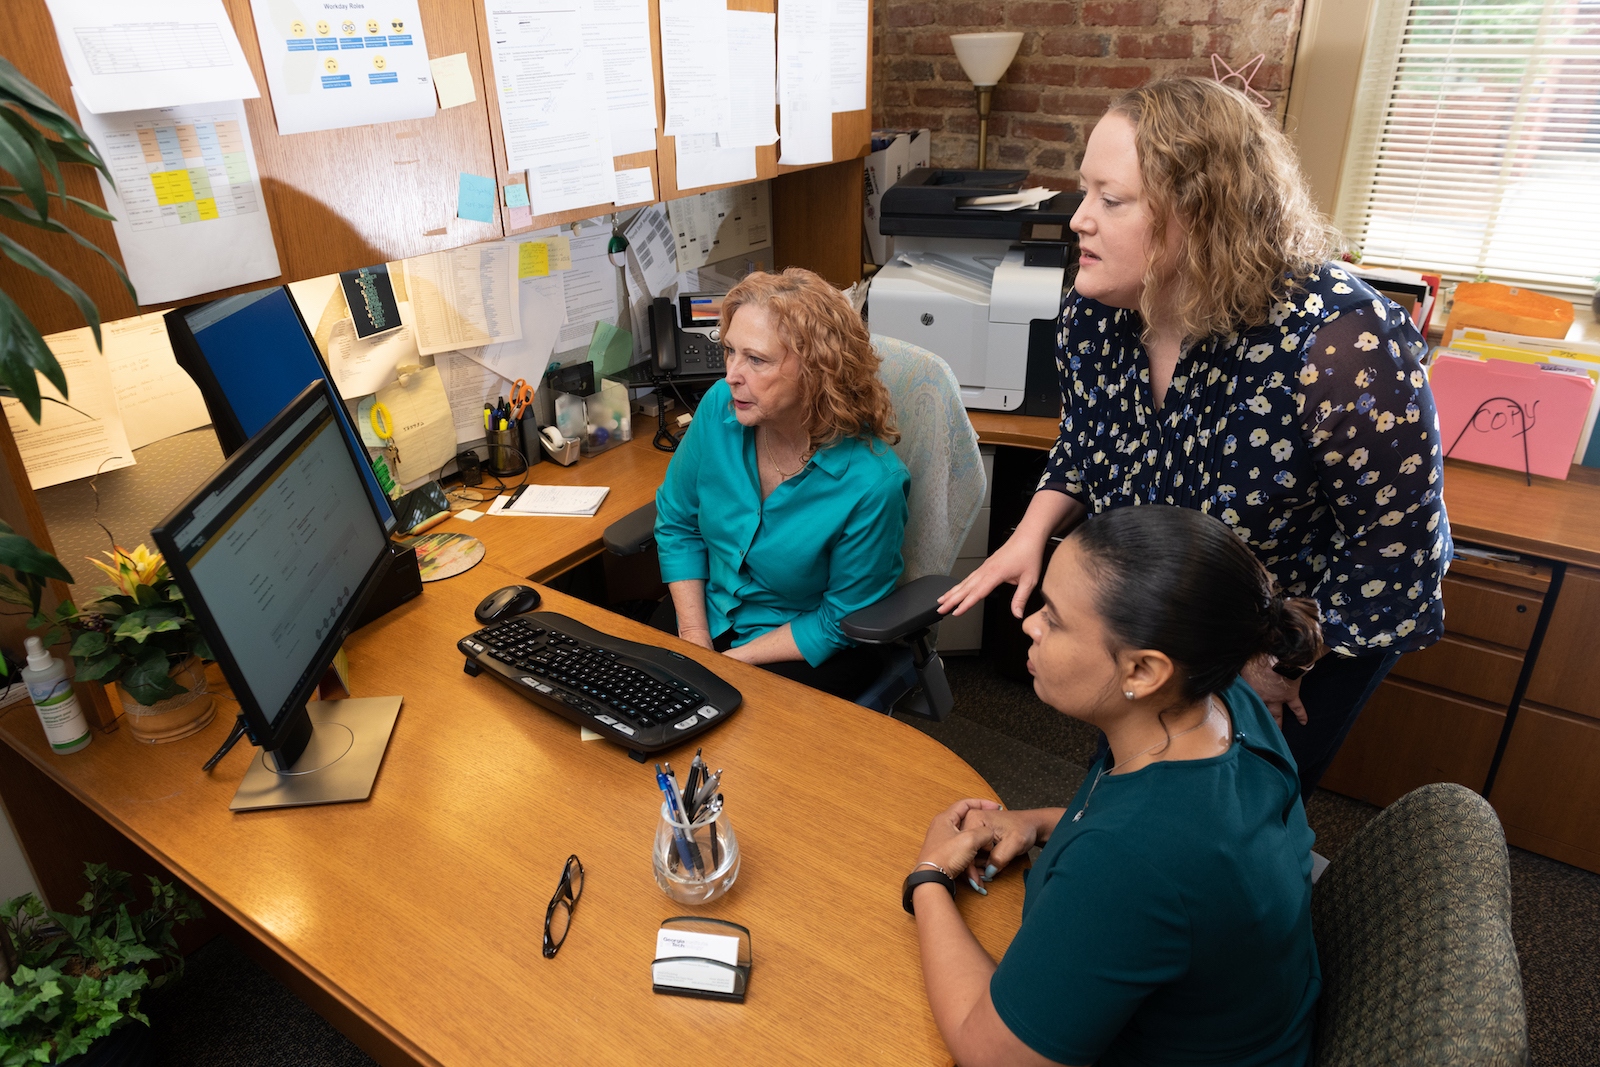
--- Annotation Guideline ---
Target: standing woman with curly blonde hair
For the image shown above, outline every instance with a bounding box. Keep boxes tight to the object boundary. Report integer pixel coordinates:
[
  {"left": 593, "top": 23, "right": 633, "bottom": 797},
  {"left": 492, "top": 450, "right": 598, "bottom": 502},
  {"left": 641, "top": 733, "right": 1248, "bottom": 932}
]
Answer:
[
  {"left": 941, "top": 77, "right": 1452, "bottom": 797},
  {"left": 653, "top": 268, "right": 909, "bottom": 697}
]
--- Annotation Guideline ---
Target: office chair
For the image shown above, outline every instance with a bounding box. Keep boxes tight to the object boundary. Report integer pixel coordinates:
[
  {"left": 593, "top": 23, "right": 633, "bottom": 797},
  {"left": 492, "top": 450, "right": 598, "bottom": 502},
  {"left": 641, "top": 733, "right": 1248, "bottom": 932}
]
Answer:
[
  {"left": 1309, "top": 782, "right": 1529, "bottom": 1067},
  {"left": 602, "top": 335, "right": 985, "bottom": 720}
]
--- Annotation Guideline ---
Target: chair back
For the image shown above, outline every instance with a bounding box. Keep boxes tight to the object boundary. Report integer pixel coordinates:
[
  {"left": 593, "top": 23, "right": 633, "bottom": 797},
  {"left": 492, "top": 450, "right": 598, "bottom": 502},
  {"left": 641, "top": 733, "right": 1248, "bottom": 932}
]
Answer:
[
  {"left": 871, "top": 334, "right": 985, "bottom": 582},
  {"left": 1310, "top": 782, "right": 1528, "bottom": 1067}
]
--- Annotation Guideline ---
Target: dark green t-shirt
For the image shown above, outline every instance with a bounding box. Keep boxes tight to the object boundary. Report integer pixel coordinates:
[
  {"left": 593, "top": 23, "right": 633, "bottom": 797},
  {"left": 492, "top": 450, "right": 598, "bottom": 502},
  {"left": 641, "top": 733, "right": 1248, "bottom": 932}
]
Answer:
[{"left": 989, "top": 677, "right": 1320, "bottom": 1066}]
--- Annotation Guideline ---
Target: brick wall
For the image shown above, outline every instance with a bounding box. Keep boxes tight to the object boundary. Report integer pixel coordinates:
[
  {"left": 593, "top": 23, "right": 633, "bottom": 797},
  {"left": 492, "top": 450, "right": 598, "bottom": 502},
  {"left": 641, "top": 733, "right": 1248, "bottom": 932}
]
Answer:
[{"left": 872, "top": 0, "right": 1305, "bottom": 186}]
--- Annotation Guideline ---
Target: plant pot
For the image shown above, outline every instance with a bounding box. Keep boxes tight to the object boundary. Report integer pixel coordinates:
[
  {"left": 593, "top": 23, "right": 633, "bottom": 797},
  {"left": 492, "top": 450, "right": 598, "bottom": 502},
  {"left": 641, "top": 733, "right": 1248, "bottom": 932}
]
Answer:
[{"left": 117, "top": 656, "right": 214, "bottom": 744}]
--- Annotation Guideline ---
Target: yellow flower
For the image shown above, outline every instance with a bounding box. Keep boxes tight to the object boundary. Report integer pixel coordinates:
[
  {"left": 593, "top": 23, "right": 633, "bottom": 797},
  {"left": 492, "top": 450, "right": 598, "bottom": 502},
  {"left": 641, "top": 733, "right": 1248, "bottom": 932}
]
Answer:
[{"left": 88, "top": 544, "right": 169, "bottom": 597}]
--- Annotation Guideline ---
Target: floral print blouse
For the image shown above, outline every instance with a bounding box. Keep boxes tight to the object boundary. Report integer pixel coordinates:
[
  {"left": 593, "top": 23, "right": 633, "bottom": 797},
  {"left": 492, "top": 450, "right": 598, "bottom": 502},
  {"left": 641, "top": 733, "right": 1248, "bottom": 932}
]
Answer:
[{"left": 1040, "top": 264, "right": 1450, "bottom": 656}]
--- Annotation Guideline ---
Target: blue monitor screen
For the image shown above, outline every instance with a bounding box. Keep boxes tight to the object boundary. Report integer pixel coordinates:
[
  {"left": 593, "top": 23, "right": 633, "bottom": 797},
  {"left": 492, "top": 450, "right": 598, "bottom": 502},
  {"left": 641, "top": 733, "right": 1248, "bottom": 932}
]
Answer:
[{"left": 176, "top": 287, "right": 395, "bottom": 531}]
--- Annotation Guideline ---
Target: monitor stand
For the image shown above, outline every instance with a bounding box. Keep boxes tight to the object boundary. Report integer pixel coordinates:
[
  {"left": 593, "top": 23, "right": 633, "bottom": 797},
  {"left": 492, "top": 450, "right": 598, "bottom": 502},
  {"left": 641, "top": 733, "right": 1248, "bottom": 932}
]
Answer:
[{"left": 230, "top": 697, "right": 403, "bottom": 811}]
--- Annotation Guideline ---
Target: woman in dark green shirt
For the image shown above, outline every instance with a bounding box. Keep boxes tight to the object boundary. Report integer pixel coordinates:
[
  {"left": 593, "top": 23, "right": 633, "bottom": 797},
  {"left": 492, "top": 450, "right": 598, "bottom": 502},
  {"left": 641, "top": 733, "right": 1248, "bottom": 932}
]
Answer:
[{"left": 905, "top": 506, "right": 1322, "bottom": 1066}]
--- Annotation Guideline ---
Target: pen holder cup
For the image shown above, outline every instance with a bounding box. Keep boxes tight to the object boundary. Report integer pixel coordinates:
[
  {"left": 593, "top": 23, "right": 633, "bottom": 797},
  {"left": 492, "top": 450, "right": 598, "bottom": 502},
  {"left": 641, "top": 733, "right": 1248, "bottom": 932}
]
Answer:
[
  {"left": 485, "top": 427, "right": 526, "bottom": 477},
  {"left": 653, "top": 801, "right": 739, "bottom": 905}
]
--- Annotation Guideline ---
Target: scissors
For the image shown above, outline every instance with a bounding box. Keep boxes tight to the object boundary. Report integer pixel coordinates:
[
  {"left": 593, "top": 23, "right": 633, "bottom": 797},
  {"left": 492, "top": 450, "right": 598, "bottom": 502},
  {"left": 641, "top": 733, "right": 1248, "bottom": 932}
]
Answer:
[{"left": 509, "top": 378, "right": 534, "bottom": 420}]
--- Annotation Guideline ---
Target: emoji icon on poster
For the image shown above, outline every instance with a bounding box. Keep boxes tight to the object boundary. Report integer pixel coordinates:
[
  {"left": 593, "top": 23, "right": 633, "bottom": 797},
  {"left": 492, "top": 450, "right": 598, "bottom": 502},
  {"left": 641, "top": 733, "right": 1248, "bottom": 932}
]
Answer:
[
  {"left": 391, "top": 18, "right": 405, "bottom": 32},
  {"left": 366, "top": 18, "right": 380, "bottom": 33},
  {"left": 315, "top": 20, "right": 330, "bottom": 35},
  {"left": 341, "top": 19, "right": 355, "bottom": 34},
  {"left": 323, "top": 56, "right": 339, "bottom": 74},
  {"left": 289, "top": 19, "right": 306, "bottom": 36},
  {"left": 372, "top": 54, "right": 387, "bottom": 71}
]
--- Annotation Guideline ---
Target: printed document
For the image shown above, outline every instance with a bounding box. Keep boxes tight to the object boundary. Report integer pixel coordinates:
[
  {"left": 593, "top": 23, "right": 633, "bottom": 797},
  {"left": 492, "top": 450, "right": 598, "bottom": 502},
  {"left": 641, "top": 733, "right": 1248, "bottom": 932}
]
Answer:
[
  {"left": 830, "top": 0, "right": 868, "bottom": 112},
  {"left": 777, "top": 0, "right": 833, "bottom": 164},
  {"left": 724, "top": 11, "right": 778, "bottom": 147},
  {"left": 585, "top": 0, "right": 657, "bottom": 136},
  {"left": 44, "top": 0, "right": 260, "bottom": 114},
  {"left": 667, "top": 183, "right": 771, "bottom": 271},
  {"left": 326, "top": 303, "right": 422, "bottom": 398},
  {"left": 3, "top": 327, "right": 135, "bottom": 490},
  {"left": 247, "top": 0, "right": 436, "bottom": 135},
  {"left": 555, "top": 229, "right": 620, "bottom": 351},
  {"left": 101, "top": 313, "right": 210, "bottom": 451},
  {"left": 675, "top": 134, "right": 756, "bottom": 190},
  {"left": 435, "top": 350, "right": 512, "bottom": 445},
  {"left": 374, "top": 366, "right": 456, "bottom": 485},
  {"left": 405, "top": 245, "right": 523, "bottom": 357},
  {"left": 76, "top": 95, "right": 280, "bottom": 305},
  {"left": 660, "top": 0, "right": 731, "bottom": 135}
]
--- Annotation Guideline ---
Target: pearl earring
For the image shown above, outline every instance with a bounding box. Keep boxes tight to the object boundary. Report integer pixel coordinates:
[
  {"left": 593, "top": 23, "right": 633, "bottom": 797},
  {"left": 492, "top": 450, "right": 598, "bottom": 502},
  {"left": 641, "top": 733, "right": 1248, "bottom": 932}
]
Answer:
[{"left": 1124, "top": 690, "right": 1135, "bottom": 700}]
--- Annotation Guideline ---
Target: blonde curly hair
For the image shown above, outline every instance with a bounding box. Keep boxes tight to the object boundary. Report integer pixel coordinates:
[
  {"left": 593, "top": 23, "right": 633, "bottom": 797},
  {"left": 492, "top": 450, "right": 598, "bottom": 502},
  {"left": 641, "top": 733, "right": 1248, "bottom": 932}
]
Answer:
[
  {"left": 718, "top": 268, "right": 899, "bottom": 449},
  {"left": 1108, "top": 77, "right": 1346, "bottom": 340}
]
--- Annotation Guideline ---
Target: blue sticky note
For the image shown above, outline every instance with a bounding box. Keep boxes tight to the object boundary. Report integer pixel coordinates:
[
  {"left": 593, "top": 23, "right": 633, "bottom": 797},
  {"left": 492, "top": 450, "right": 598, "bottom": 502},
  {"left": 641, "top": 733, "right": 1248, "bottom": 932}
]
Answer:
[
  {"left": 457, "top": 173, "right": 495, "bottom": 223},
  {"left": 504, "top": 183, "right": 530, "bottom": 208}
]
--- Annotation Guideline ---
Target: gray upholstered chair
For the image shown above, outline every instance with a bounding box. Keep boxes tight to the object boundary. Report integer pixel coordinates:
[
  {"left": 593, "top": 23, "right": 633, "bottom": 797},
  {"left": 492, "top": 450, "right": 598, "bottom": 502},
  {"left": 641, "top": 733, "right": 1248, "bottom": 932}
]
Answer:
[{"left": 1310, "top": 782, "right": 1529, "bottom": 1067}]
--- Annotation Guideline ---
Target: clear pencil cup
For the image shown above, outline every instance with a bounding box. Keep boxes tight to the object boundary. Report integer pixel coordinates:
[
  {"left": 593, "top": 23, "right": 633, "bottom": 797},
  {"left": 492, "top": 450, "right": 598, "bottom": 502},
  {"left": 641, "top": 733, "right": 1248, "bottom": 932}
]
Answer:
[{"left": 653, "top": 801, "right": 739, "bottom": 905}]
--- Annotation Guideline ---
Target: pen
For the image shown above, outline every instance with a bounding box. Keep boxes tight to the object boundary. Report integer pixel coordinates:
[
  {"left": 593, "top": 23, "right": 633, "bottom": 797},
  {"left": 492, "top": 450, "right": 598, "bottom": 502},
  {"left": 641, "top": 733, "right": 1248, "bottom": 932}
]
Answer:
[
  {"left": 657, "top": 764, "right": 699, "bottom": 877},
  {"left": 505, "top": 484, "right": 529, "bottom": 508},
  {"left": 483, "top": 402, "right": 492, "bottom": 431},
  {"left": 685, "top": 748, "right": 704, "bottom": 813},
  {"left": 693, "top": 768, "right": 721, "bottom": 819}
]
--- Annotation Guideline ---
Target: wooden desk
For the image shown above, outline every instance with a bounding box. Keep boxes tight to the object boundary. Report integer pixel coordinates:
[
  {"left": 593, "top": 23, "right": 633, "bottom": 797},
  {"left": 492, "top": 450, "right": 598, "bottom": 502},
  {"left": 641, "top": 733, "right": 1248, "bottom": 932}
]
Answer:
[
  {"left": 0, "top": 564, "right": 1019, "bottom": 1066},
  {"left": 448, "top": 436, "right": 671, "bottom": 582}
]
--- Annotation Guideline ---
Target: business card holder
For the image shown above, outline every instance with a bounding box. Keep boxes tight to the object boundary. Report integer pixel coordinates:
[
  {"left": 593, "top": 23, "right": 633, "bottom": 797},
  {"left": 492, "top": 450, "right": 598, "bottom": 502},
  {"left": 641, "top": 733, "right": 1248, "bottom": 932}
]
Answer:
[{"left": 651, "top": 917, "right": 751, "bottom": 1003}]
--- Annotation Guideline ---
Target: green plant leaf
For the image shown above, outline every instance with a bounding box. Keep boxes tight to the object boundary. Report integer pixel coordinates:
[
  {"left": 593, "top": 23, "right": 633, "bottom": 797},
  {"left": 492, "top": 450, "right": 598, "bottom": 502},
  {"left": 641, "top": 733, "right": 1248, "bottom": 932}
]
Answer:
[
  {"left": 72, "top": 650, "right": 122, "bottom": 683},
  {"left": 68, "top": 630, "right": 106, "bottom": 658},
  {"left": 0, "top": 111, "right": 62, "bottom": 217},
  {"left": 0, "top": 233, "right": 101, "bottom": 359},
  {"left": 0, "top": 58, "right": 114, "bottom": 186},
  {"left": 0, "top": 294, "right": 51, "bottom": 420},
  {"left": 119, "top": 647, "right": 182, "bottom": 705},
  {"left": 0, "top": 114, "right": 47, "bottom": 221}
]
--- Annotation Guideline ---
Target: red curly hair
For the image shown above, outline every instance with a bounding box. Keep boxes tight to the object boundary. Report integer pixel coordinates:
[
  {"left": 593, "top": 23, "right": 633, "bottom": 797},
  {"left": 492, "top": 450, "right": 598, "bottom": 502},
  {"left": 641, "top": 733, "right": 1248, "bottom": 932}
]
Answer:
[{"left": 718, "top": 269, "right": 899, "bottom": 449}]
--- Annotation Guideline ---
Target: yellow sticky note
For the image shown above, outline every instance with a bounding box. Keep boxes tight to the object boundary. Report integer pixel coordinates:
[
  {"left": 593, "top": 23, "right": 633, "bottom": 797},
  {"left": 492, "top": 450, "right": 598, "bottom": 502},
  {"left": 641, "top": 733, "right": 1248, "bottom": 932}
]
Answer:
[
  {"left": 545, "top": 234, "right": 573, "bottom": 270},
  {"left": 429, "top": 53, "right": 476, "bottom": 109},
  {"left": 195, "top": 198, "right": 219, "bottom": 220},
  {"left": 150, "top": 169, "right": 195, "bottom": 205},
  {"left": 518, "top": 242, "right": 549, "bottom": 278}
]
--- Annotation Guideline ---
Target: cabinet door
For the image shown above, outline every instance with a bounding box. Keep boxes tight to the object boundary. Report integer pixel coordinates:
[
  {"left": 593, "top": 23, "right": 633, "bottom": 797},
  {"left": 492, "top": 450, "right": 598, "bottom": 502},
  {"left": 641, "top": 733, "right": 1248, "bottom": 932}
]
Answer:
[
  {"left": 1319, "top": 678, "right": 1503, "bottom": 807},
  {"left": 1526, "top": 565, "right": 1600, "bottom": 719},
  {"left": 1489, "top": 702, "right": 1600, "bottom": 874},
  {"left": 1438, "top": 573, "right": 1542, "bottom": 649},
  {"left": 1388, "top": 633, "right": 1524, "bottom": 706}
]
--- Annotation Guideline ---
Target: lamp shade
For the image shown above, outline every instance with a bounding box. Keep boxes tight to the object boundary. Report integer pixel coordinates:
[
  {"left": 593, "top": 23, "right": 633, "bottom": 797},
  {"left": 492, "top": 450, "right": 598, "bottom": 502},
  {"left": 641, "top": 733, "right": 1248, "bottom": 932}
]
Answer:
[{"left": 950, "top": 32, "right": 1024, "bottom": 87}]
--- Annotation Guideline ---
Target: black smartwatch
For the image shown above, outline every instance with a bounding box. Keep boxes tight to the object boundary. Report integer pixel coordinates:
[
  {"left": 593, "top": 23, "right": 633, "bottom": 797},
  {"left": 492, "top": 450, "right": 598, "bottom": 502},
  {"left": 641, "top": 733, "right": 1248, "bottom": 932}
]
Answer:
[{"left": 902, "top": 865, "right": 956, "bottom": 915}]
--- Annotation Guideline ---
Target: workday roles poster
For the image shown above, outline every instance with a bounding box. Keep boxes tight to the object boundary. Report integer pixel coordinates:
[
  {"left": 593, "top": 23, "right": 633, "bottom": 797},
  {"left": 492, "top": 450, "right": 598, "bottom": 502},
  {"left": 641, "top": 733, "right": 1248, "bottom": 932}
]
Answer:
[{"left": 248, "top": 0, "right": 436, "bottom": 135}]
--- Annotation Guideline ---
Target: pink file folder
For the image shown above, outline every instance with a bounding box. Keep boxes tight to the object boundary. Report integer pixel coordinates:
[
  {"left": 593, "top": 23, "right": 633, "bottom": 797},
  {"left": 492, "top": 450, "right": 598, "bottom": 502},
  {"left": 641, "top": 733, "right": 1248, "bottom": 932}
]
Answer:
[{"left": 1430, "top": 354, "right": 1595, "bottom": 480}]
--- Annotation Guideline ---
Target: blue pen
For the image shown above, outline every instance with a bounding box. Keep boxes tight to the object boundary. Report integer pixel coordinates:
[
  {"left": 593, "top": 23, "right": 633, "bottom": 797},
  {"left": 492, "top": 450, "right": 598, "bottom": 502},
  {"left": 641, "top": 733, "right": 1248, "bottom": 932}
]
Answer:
[{"left": 656, "top": 764, "right": 699, "bottom": 876}]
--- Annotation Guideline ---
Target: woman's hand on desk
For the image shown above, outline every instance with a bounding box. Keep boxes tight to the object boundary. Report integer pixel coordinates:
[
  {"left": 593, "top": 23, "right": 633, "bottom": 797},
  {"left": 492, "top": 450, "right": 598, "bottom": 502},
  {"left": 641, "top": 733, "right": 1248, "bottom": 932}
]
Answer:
[{"left": 677, "top": 625, "right": 716, "bottom": 651}]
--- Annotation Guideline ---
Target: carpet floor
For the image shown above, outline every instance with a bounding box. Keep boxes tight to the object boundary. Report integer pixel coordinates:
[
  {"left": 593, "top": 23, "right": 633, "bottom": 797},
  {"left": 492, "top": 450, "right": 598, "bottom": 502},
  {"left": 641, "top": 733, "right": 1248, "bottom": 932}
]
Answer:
[{"left": 143, "top": 655, "right": 1597, "bottom": 1064}]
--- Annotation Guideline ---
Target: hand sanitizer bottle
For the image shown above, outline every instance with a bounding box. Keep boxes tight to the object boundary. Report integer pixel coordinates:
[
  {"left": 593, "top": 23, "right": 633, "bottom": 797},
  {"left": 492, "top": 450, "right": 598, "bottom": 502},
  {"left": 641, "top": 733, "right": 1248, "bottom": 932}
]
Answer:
[{"left": 21, "top": 636, "right": 89, "bottom": 755}]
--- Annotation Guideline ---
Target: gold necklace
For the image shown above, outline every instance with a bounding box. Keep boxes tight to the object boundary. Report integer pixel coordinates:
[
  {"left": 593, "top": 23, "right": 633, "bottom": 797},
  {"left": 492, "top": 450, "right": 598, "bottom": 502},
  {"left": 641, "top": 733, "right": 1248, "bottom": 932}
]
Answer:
[
  {"left": 1072, "top": 697, "right": 1217, "bottom": 823},
  {"left": 762, "top": 428, "right": 810, "bottom": 479}
]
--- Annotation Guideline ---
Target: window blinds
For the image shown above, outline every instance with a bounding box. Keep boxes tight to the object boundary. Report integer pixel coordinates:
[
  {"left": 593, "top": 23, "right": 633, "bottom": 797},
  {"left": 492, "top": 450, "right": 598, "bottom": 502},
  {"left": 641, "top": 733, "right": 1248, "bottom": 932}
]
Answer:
[{"left": 1332, "top": 0, "right": 1600, "bottom": 298}]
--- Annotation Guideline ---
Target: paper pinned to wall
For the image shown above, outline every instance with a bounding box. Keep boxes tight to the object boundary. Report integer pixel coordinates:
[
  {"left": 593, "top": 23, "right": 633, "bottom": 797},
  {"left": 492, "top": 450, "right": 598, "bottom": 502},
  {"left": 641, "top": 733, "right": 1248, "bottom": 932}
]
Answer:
[
  {"left": 246, "top": 0, "right": 437, "bottom": 136},
  {"left": 675, "top": 134, "right": 756, "bottom": 190},
  {"left": 554, "top": 228, "right": 620, "bottom": 351},
  {"left": 75, "top": 94, "right": 281, "bottom": 305},
  {"left": 404, "top": 244, "right": 522, "bottom": 356},
  {"left": 374, "top": 366, "right": 457, "bottom": 484},
  {"left": 3, "top": 327, "right": 135, "bottom": 490},
  {"left": 467, "top": 237, "right": 568, "bottom": 383},
  {"left": 614, "top": 166, "right": 656, "bottom": 207},
  {"left": 45, "top": 0, "right": 261, "bottom": 113},
  {"left": 101, "top": 313, "right": 210, "bottom": 451},
  {"left": 777, "top": 0, "right": 833, "bottom": 165},
  {"left": 660, "top": 0, "right": 731, "bottom": 135},
  {"left": 584, "top": 0, "right": 657, "bottom": 136},
  {"left": 624, "top": 202, "right": 679, "bottom": 297},
  {"left": 829, "top": 0, "right": 868, "bottom": 112},
  {"left": 667, "top": 183, "right": 771, "bottom": 271},
  {"left": 724, "top": 10, "right": 778, "bottom": 147},
  {"left": 435, "top": 350, "right": 512, "bottom": 445},
  {"left": 429, "top": 53, "right": 477, "bottom": 108},
  {"left": 327, "top": 302, "right": 422, "bottom": 397}
]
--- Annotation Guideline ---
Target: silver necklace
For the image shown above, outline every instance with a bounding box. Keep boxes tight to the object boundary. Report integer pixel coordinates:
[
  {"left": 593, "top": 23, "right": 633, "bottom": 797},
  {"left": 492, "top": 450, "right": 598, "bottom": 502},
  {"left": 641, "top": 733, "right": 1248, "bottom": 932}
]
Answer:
[{"left": 1072, "top": 697, "right": 1217, "bottom": 823}]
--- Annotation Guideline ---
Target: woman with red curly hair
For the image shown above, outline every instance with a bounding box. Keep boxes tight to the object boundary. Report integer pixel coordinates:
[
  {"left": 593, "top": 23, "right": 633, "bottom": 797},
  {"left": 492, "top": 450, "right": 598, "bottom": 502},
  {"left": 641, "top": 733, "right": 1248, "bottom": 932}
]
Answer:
[{"left": 653, "top": 268, "right": 909, "bottom": 697}]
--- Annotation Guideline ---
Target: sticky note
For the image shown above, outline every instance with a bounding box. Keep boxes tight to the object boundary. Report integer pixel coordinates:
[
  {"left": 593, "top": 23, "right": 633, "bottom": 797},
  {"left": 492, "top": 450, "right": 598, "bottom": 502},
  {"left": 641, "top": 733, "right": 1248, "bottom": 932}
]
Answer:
[
  {"left": 544, "top": 234, "right": 572, "bottom": 270},
  {"left": 507, "top": 205, "right": 531, "bottom": 229},
  {"left": 429, "top": 53, "right": 476, "bottom": 109},
  {"left": 504, "top": 183, "right": 529, "bottom": 208},
  {"left": 457, "top": 172, "right": 495, "bottom": 223},
  {"left": 519, "top": 242, "right": 549, "bottom": 278}
]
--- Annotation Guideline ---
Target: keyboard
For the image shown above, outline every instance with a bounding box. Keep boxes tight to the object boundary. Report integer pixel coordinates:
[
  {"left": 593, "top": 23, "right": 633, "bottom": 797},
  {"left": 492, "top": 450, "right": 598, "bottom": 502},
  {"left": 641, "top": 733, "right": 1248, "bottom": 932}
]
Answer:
[{"left": 458, "top": 611, "right": 741, "bottom": 756}]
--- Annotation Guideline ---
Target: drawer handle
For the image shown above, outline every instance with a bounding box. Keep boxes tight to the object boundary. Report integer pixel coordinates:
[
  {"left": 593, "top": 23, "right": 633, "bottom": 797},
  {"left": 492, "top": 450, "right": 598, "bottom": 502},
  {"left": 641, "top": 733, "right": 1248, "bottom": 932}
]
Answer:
[{"left": 1517, "top": 604, "right": 1527, "bottom": 613}]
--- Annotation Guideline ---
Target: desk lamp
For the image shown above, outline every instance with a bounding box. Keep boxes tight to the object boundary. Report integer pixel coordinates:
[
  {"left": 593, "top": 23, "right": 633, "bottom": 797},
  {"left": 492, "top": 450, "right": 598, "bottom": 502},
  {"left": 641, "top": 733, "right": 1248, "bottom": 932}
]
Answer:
[{"left": 950, "top": 31, "right": 1024, "bottom": 170}]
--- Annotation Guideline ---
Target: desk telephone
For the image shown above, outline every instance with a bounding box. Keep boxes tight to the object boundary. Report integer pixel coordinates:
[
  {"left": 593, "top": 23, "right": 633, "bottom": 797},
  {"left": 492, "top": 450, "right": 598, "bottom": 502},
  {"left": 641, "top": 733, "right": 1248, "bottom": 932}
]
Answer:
[{"left": 646, "top": 293, "right": 726, "bottom": 381}]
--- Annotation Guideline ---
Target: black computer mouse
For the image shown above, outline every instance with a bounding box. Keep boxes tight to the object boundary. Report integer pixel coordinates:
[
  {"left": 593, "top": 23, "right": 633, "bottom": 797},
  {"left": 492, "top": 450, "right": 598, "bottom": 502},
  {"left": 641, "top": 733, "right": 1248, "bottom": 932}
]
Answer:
[{"left": 475, "top": 585, "right": 542, "bottom": 623}]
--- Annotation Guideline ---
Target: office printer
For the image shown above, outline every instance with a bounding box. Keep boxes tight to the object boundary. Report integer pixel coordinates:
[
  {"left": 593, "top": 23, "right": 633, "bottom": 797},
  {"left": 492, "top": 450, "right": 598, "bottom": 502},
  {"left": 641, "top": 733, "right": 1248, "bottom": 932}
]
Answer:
[{"left": 868, "top": 168, "right": 1082, "bottom": 416}]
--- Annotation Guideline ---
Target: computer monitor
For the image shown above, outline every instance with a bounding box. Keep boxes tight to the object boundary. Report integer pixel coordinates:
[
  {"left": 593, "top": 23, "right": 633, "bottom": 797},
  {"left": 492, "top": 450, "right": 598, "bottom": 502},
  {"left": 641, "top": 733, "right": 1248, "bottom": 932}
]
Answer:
[
  {"left": 164, "top": 287, "right": 398, "bottom": 533},
  {"left": 152, "top": 380, "right": 403, "bottom": 811}
]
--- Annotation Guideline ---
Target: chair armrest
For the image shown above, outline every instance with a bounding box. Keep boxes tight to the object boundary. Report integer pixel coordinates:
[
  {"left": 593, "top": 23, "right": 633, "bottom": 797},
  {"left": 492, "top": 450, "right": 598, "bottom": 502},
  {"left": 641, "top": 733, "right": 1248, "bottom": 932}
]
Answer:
[
  {"left": 840, "top": 574, "right": 957, "bottom": 645},
  {"left": 602, "top": 502, "right": 658, "bottom": 556}
]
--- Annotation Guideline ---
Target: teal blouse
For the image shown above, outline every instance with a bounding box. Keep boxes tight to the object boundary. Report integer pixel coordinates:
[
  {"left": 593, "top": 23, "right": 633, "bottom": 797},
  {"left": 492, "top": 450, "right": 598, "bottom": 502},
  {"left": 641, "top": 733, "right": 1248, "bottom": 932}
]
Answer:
[
  {"left": 989, "top": 677, "right": 1321, "bottom": 1067},
  {"left": 654, "top": 379, "right": 910, "bottom": 666}
]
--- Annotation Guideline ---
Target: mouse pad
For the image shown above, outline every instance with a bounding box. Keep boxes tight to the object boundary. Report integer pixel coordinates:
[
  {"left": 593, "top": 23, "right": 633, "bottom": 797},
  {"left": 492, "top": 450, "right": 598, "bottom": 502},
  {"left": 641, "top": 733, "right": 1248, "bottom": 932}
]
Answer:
[{"left": 397, "top": 532, "right": 484, "bottom": 582}]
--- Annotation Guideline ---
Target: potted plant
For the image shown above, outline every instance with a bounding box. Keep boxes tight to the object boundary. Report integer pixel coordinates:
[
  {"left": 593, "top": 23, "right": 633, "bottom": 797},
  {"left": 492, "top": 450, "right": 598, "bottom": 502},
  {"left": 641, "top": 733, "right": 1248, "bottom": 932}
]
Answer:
[
  {"left": 0, "top": 863, "right": 202, "bottom": 1066},
  {"left": 33, "top": 545, "right": 215, "bottom": 743}
]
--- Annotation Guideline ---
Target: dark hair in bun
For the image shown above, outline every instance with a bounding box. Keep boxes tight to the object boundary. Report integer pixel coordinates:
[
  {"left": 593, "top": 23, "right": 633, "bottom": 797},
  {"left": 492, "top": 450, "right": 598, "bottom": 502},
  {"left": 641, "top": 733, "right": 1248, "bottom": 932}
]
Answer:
[{"left": 1072, "top": 505, "right": 1324, "bottom": 702}]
